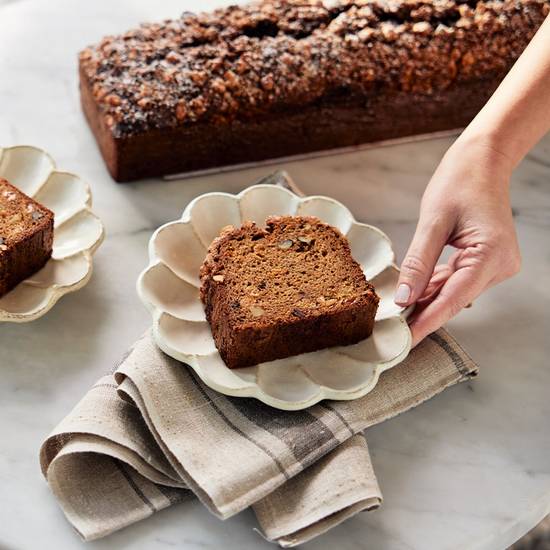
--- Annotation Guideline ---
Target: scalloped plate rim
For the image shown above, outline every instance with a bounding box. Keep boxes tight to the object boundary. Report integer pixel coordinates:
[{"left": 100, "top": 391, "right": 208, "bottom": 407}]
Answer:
[
  {"left": 180, "top": 185, "right": 394, "bottom": 247},
  {"left": 138, "top": 183, "right": 412, "bottom": 410},
  {"left": 0, "top": 144, "right": 105, "bottom": 323},
  {"left": 146, "top": 186, "right": 395, "bottom": 265},
  {"left": 152, "top": 312, "right": 412, "bottom": 410}
]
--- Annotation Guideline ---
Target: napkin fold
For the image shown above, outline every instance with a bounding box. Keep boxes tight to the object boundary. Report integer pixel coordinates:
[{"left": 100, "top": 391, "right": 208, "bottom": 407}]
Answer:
[{"left": 40, "top": 328, "right": 477, "bottom": 546}]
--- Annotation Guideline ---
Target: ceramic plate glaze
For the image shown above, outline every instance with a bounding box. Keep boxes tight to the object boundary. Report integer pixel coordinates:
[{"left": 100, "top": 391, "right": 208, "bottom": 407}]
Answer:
[
  {"left": 0, "top": 146, "right": 104, "bottom": 322},
  {"left": 138, "top": 178, "right": 411, "bottom": 410}
]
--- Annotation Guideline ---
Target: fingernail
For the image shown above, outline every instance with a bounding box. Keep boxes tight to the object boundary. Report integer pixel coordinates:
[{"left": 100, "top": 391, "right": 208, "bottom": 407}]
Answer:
[{"left": 394, "top": 283, "right": 411, "bottom": 305}]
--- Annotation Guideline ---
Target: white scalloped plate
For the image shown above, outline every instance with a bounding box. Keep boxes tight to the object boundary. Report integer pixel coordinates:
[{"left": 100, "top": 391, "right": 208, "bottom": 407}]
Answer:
[
  {"left": 138, "top": 179, "right": 411, "bottom": 410},
  {"left": 0, "top": 145, "right": 104, "bottom": 322}
]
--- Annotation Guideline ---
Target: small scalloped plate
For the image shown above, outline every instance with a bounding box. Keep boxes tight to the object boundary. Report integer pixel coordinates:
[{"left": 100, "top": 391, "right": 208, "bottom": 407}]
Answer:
[
  {"left": 138, "top": 178, "right": 411, "bottom": 410},
  {"left": 0, "top": 145, "right": 104, "bottom": 322}
]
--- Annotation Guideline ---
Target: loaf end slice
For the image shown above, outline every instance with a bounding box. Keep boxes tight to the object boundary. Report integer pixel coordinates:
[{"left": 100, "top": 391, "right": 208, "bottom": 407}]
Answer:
[
  {"left": 0, "top": 179, "right": 54, "bottom": 298},
  {"left": 200, "top": 215, "right": 379, "bottom": 369}
]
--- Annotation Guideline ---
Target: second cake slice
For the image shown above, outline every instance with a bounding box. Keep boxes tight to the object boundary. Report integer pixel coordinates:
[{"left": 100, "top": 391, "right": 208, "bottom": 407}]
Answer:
[
  {"left": 0, "top": 178, "right": 54, "bottom": 298},
  {"left": 200, "top": 215, "right": 379, "bottom": 369}
]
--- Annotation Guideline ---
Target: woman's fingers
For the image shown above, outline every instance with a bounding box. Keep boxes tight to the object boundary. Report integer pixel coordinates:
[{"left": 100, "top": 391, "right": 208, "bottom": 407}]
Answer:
[
  {"left": 408, "top": 263, "right": 455, "bottom": 320},
  {"left": 395, "top": 215, "right": 450, "bottom": 307},
  {"left": 419, "top": 264, "right": 455, "bottom": 303},
  {"left": 408, "top": 263, "right": 491, "bottom": 347}
]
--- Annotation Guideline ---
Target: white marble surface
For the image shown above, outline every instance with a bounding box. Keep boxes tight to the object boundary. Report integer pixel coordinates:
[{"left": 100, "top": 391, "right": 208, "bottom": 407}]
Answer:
[{"left": 0, "top": 1, "right": 549, "bottom": 549}]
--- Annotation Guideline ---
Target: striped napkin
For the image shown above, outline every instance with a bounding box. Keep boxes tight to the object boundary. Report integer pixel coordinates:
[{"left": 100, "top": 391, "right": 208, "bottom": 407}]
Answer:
[{"left": 40, "top": 328, "right": 477, "bottom": 546}]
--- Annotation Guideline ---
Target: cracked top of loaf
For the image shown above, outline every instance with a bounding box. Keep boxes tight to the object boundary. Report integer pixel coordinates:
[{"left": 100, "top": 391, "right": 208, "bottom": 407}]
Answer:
[{"left": 79, "top": 0, "right": 549, "bottom": 137}]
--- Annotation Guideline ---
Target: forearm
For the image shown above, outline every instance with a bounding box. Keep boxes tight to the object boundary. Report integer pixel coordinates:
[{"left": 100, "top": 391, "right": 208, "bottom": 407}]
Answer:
[
  {"left": 395, "top": 14, "right": 549, "bottom": 341},
  {"left": 454, "top": 15, "right": 550, "bottom": 170}
]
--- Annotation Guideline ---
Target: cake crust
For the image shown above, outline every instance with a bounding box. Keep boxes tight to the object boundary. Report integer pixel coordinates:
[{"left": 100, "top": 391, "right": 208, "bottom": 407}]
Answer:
[
  {"left": 200, "top": 215, "right": 379, "bottom": 369},
  {"left": 0, "top": 179, "right": 54, "bottom": 298},
  {"left": 79, "top": 0, "right": 549, "bottom": 180}
]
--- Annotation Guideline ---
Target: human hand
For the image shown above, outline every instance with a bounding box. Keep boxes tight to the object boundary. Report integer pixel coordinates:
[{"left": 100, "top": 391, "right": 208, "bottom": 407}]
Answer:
[{"left": 394, "top": 137, "right": 522, "bottom": 347}]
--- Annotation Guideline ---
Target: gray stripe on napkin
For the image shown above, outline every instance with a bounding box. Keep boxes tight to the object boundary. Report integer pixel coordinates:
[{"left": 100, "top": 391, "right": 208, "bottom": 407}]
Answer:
[{"left": 188, "top": 371, "right": 291, "bottom": 479}]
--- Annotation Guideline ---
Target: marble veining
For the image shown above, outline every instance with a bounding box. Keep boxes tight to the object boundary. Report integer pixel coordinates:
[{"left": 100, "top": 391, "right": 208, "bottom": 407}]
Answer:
[{"left": 0, "top": 0, "right": 549, "bottom": 549}]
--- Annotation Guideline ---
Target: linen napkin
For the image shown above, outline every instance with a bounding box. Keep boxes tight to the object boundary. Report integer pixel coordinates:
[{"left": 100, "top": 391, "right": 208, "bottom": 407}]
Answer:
[{"left": 40, "top": 328, "right": 477, "bottom": 546}]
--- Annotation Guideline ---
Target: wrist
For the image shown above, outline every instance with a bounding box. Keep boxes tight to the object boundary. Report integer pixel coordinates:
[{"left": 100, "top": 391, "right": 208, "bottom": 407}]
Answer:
[{"left": 446, "top": 131, "right": 515, "bottom": 183}]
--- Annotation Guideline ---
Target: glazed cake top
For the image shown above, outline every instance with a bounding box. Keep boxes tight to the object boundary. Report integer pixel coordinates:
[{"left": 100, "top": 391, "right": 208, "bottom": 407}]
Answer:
[{"left": 79, "top": 0, "right": 549, "bottom": 137}]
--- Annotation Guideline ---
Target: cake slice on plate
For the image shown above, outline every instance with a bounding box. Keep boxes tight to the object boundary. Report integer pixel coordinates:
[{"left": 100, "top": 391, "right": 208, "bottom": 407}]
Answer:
[
  {"left": 200, "top": 215, "right": 379, "bottom": 369},
  {"left": 0, "top": 178, "right": 54, "bottom": 298}
]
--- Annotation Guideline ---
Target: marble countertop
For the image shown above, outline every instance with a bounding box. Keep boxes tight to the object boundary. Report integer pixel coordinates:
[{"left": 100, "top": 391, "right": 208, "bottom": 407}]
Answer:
[{"left": 1, "top": 1, "right": 550, "bottom": 549}]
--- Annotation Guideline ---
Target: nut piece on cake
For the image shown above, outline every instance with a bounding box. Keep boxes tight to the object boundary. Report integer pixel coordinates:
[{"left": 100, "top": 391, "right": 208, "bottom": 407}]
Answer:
[
  {"left": 200, "top": 215, "right": 379, "bottom": 369},
  {"left": 0, "top": 178, "right": 54, "bottom": 298}
]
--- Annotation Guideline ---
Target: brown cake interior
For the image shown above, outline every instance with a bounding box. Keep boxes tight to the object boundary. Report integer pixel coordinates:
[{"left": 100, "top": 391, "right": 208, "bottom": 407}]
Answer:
[
  {"left": 0, "top": 178, "right": 54, "bottom": 297},
  {"left": 200, "top": 215, "right": 379, "bottom": 368}
]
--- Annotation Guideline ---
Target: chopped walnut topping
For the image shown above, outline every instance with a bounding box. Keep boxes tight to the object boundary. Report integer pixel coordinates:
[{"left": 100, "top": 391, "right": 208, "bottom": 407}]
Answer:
[
  {"left": 189, "top": 70, "right": 208, "bottom": 86},
  {"left": 165, "top": 50, "right": 181, "bottom": 64},
  {"left": 189, "top": 96, "right": 207, "bottom": 117},
  {"left": 412, "top": 21, "right": 432, "bottom": 34},
  {"left": 104, "top": 94, "right": 121, "bottom": 106},
  {"left": 137, "top": 97, "right": 151, "bottom": 109},
  {"left": 210, "top": 78, "right": 227, "bottom": 94},
  {"left": 224, "top": 70, "right": 240, "bottom": 89},
  {"left": 260, "top": 74, "right": 275, "bottom": 91},
  {"left": 175, "top": 101, "right": 187, "bottom": 121},
  {"left": 78, "top": 0, "right": 548, "bottom": 137}
]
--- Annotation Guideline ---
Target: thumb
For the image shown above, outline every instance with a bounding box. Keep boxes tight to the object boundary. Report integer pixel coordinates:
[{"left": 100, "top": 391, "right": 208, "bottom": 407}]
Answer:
[{"left": 395, "top": 216, "right": 450, "bottom": 306}]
